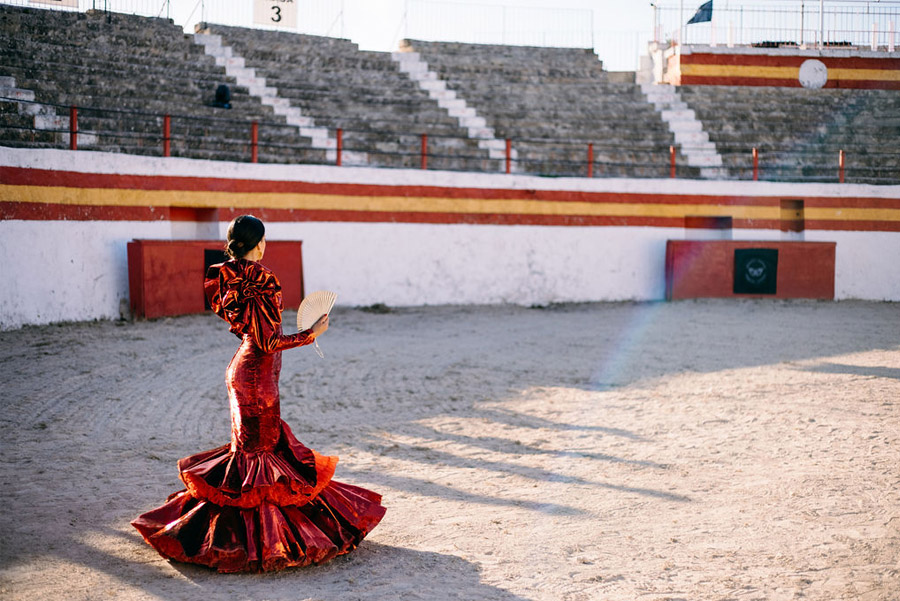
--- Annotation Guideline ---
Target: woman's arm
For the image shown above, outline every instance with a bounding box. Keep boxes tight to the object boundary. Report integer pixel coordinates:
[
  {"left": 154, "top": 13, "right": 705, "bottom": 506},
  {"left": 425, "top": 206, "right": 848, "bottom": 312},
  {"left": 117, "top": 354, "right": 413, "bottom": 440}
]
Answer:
[{"left": 252, "top": 313, "right": 329, "bottom": 354}]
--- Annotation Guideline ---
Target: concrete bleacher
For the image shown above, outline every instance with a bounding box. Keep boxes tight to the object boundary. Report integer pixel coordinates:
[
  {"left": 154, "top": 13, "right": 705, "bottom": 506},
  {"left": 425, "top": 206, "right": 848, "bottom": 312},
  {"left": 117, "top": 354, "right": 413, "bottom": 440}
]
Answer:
[
  {"left": 677, "top": 85, "right": 900, "bottom": 184},
  {"left": 2, "top": 5, "right": 895, "bottom": 183},
  {"left": 0, "top": 5, "right": 323, "bottom": 163},
  {"left": 196, "top": 24, "right": 492, "bottom": 171},
  {"left": 399, "top": 39, "right": 693, "bottom": 178}
]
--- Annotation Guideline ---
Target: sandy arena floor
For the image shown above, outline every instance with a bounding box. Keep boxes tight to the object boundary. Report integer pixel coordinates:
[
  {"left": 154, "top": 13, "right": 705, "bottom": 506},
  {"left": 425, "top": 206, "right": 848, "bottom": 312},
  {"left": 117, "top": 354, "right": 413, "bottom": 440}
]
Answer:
[{"left": 0, "top": 300, "right": 898, "bottom": 601}]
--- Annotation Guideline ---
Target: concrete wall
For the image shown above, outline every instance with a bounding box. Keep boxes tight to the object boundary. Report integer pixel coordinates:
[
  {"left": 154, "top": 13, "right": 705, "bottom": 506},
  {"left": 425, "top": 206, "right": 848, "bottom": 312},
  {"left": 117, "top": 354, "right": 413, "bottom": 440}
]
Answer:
[{"left": 2, "top": 147, "right": 899, "bottom": 329}]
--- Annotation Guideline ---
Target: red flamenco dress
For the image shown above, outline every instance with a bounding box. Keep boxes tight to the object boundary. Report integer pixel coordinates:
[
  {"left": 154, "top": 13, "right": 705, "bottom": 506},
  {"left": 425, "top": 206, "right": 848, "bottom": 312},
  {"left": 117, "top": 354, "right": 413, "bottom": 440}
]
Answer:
[{"left": 132, "top": 259, "right": 385, "bottom": 573}]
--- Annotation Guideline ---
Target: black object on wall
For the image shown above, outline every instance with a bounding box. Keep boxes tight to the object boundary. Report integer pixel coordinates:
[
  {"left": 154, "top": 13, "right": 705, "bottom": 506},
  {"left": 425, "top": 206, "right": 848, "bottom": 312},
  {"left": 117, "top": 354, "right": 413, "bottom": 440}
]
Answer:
[{"left": 734, "top": 248, "right": 778, "bottom": 294}]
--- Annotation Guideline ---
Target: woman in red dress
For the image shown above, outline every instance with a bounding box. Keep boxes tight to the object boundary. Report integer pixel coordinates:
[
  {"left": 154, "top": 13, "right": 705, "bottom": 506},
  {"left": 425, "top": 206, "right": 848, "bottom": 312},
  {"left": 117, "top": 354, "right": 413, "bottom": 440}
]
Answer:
[{"left": 132, "top": 215, "right": 385, "bottom": 573}]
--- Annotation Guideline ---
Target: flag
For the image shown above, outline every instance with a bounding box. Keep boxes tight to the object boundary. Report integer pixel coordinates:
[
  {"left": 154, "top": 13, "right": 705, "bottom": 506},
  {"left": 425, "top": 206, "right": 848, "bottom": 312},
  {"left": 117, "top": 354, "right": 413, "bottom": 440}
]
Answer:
[{"left": 687, "top": 0, "right": 713, "bottom": 24}]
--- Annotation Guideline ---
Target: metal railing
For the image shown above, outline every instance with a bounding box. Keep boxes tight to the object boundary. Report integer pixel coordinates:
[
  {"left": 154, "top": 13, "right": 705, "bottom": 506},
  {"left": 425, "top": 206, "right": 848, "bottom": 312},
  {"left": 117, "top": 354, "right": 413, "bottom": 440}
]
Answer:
[
  {"left": 654, "top": 1, "right": 900, "bottom": 50},
  {"left": 3, "top": 96, "right": 894, "bottom": 183}
]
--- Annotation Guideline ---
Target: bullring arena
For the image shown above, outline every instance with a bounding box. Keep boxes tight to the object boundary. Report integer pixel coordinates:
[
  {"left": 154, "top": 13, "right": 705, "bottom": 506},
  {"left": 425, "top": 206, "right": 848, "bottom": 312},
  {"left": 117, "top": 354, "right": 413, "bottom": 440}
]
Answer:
[{"left": 1, "top": 1, "right": 900, "bottom": 600}]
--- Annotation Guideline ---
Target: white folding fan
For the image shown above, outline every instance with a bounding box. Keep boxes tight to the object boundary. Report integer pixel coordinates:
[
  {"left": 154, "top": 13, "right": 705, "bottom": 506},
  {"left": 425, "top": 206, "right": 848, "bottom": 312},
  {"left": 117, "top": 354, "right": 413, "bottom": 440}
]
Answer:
[{"left": 297, "top": 290, "right": 337, "bottom": 358}]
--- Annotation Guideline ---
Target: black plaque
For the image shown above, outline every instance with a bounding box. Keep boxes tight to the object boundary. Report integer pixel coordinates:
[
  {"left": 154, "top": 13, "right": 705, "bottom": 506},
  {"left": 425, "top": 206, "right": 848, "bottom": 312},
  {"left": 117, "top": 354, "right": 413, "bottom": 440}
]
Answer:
[{"left": 734, "top": 248, "right": 778, "bottom": 295}]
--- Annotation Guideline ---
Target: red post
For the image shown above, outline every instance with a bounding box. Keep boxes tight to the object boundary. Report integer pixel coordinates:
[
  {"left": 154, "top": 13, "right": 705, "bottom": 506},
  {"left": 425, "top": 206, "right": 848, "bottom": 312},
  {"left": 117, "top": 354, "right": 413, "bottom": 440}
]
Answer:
[
  {"left": 587, "top": 143, "right": 594, "bottom": 178},
  {"left": 163, "top": 114, "right": 171, "bottom": 157},
  {"left": 336, "top": 128, "right": 342, "bottom": 166},
  {"left": 251, "top": 121, "right": 258, "bottom": 163},
  {"left": 839, "top": 149, "right": 845, "bottom": 183},
  {"left": 69, "top": 105, "right": 77, "bottom": 151},
  {"left": 421, "top": 133, "right": 428, "bottom": 170},
  {"left": 752, "top": 147, "right": 758, "bottom": 181},
  {"left": 505, "top": 138, "right": 512, "bottom": 174},
  {"left": 669, "top": 145, "right": 676, "bottom": 178}
]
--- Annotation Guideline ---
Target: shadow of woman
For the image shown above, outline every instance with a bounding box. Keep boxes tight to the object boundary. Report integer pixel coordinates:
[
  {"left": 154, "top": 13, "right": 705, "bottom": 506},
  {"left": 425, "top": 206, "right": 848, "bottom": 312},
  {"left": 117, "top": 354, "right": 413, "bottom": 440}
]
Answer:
[{"left": 164, "top": 541, "right": 530, "bottom": 601}]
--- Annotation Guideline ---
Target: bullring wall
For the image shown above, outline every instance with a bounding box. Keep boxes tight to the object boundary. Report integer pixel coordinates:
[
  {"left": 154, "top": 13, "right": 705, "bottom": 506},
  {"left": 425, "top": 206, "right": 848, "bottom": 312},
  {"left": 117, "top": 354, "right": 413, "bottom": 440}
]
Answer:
[{"left": 1, "top": 146, "right": 899, "bottom": 329}]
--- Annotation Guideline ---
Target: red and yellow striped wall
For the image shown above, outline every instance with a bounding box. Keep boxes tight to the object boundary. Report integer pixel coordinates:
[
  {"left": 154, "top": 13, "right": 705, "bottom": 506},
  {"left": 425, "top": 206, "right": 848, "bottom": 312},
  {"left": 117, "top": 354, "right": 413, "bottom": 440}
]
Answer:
[
  {"left": 667, "top": 49, "right": 900, "bottom": 89},
  {"left": 2, "top": 166, "right": 899, "bottom": 232}
]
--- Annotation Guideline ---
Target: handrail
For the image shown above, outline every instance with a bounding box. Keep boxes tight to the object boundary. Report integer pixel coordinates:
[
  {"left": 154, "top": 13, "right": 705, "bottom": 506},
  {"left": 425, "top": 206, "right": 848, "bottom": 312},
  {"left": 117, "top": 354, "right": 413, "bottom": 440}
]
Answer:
[{"left": 2, "top": 95, "right": 896, "bottom": 183}]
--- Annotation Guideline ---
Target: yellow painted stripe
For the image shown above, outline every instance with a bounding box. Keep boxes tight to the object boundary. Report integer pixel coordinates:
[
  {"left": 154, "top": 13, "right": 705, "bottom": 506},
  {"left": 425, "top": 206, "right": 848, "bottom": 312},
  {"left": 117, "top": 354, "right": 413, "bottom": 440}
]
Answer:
[
  {"left": 1, "top": 184, "right": 778, "bottom": 219},
  {"left": 681, "top": 63, "right": 900, "bottom": 82},
  {"left": 830, "top": 68, "right": 900, "bottom": 82},
  {"left": 681, "top": 64, "right": 798, "bottom": 79},
  {"left": 6, "top": 184, "right": 900, "bottom": 222},
  {"left": 805, "top": 207, "right": 900, "bottom": 222}
]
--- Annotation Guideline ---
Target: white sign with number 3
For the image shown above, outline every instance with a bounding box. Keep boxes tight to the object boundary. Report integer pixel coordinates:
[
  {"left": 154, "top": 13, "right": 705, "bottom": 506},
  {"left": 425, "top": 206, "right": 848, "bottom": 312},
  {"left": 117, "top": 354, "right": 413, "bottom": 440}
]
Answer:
[{"left": 253, "top": 0, "right": 297, "bottom": 29}]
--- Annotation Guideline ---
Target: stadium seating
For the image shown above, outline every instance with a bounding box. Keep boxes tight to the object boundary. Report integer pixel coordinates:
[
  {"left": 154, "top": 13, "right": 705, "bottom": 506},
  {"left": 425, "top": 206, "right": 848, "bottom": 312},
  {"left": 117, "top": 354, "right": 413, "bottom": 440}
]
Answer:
[
  {"left": 399, "top": 39, "right": 694, "bottom": 178},
  {"left": 0, "top": 4, "right": 896, "bottom": 182},
  {"left": 677, "top": 85, "right": 900, "bottom": 184},
  {"left": 195, "top": 24, "right": 492, "bottom": 171},
  {"left": 0, "top": 5, "right": 323, "bottom": 163}
]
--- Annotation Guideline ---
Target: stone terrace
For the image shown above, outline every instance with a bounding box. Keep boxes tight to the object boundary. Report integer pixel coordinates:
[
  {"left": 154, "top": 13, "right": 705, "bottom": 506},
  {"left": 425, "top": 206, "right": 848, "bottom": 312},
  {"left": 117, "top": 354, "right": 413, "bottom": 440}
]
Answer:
[
  {"left": 400, "top": 39, "right": 693, "bottom": 179},
  {"left": 2, "top": 4, "right": 895, "bottom": 182},
  {"left": 198, "top": 24, "right": 493, "bottom": 171},
  {"left": 678, "top": 85, "right": 900, "bottom": 184},
  {"left": 0, "top": 5, "right": 323, "bottom": 163}
]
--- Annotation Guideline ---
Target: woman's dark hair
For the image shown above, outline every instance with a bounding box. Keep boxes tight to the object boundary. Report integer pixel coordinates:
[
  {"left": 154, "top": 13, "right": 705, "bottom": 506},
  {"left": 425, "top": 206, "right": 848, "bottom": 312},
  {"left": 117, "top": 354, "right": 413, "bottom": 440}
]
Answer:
[{"left": 225, "top": 215, "right": 265, "bottom": 259}]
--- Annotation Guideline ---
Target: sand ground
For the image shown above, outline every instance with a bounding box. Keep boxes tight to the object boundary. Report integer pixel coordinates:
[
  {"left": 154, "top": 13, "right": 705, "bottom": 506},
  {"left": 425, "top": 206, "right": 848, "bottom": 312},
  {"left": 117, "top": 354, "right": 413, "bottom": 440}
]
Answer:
[{"left": 0, "top": 300, "right": 898, "bottom": 601}]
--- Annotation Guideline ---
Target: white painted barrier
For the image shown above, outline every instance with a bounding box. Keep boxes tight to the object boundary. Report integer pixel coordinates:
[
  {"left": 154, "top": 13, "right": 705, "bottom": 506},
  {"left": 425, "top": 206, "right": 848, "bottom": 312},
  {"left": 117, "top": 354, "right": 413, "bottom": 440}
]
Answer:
[{"left": 1, "top": 147, "right": 899, "bottom": 329}]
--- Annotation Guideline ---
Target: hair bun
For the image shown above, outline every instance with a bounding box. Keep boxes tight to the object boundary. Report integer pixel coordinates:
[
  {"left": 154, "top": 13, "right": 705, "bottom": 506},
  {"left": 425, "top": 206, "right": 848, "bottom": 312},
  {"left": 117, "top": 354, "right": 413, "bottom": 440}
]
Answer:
[{"left": 224, "top": 215, "right": 265, "bottom": 259}]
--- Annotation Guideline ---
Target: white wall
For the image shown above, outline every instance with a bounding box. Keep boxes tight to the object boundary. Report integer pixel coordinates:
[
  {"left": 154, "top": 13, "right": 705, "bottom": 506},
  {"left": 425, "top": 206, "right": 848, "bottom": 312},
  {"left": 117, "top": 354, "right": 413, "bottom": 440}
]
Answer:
[
  {"left": 807, "top": 230, "right": 900, "bottom": 301},
  {"left": 267, "top": 222, "right": 682, "bottom": 307},
  {"left": 0, "top": 220, "right": 171, "bottom": 329},
  {"left": 2, "top": 148, "right": 899, "bottom": 329}
]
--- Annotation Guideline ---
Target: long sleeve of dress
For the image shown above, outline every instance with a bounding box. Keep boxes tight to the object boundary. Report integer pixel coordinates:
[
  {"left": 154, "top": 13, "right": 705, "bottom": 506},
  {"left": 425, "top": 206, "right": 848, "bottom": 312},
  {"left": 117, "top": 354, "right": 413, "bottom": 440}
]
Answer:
[{"left": 247, "top": 305, "right": 315, "bottom": 354}]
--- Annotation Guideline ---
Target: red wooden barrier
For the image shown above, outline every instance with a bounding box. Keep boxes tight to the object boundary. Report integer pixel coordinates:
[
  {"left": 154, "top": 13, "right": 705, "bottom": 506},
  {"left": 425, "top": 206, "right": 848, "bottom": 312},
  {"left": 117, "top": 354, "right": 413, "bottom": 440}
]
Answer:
[
  {"left": 665, "top": 240, "right": 835, "bottom": 300},
  {"left": 163, "top": 114, "right": 171, "bottom": 157},
  {"left": 251, "top": 121, "right": 259, "bottom": 163},
  {"left": 127, "top": 240, "right": 304, "bottom": 319},
  {"left": 69, "top": 106, "right": 77, "bottom": 151}
]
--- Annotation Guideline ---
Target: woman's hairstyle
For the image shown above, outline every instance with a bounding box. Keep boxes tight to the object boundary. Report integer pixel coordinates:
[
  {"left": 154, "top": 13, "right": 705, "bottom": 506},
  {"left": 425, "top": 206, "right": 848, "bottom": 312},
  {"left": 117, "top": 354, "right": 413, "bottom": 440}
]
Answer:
[{"left": 225, "top": 214, "right": 265, "bottom": 259}]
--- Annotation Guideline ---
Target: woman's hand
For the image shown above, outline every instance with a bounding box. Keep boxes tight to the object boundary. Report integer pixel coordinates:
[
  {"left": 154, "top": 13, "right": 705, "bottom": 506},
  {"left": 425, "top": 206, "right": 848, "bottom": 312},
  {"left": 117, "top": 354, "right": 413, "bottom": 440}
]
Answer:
[{"left": 310, "top": 314, "right": 330, "bottom": 338}]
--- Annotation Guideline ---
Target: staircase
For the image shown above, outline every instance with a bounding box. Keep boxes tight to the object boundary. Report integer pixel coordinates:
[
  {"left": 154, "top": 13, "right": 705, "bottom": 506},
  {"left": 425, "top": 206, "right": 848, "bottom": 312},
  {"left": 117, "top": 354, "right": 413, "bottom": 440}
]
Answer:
[{"left": 641, "top": 83, "right": 727, "bottom": 179}]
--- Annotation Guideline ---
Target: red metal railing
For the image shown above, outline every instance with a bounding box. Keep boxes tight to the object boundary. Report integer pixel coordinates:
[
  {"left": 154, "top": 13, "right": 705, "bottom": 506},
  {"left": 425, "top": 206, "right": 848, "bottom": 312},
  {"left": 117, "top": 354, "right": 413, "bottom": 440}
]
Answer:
[
  {"left": 163, "top": 114, "right": 171, "bottom": 158},
  {"left": 421, "top": 133, "right": 428, "bottom": 170},
  {"left": 336, "top": 128, "right": 343, "bottom": 166},
  {"left": 69, "top": 105, "right": 77, "bottom": 151},
  {"left": 839, "top": 149, "right": 846, "bottom": 184},
  {"left": 6, "top": 97, "right": 876, "bottom": 184},
  {"left": 587, "top": 143, "right": 594, "bottom": 178}
]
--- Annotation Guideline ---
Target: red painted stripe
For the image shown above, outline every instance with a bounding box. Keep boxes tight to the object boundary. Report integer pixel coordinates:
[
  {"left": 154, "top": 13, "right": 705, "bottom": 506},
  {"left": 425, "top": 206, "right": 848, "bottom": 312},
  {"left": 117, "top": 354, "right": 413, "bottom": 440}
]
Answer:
[
  {"left": 4, "top": 202, "right": 899, "bottom": 231},
  {"left": 679, "top": 74, "right": 900, "bottom": 90},
  {"left": 0, "top": 202, "right": 169, "bottom": 221},
  {"left": 0, "top": 166, "right": 784, "bottom": 206},
  {"left": 682, "top": 53, "right": 900, "bottom": 70},
  {"left": 802, "top": 197, "right": 900, "bottom": 209},
  {"left": 8, "top": 167, "right": 899, "bottom": 210},
  {"left": 805, "top": 219, "right": 900, "bottom": 232},
  {"left": 831, "top": 79, "right": 900, "bottom": 90},
  {"left": 0, "top": 201, "right": 682, "bottom": 227}
]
